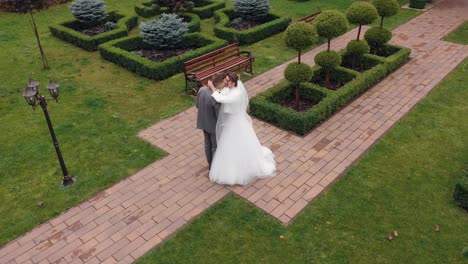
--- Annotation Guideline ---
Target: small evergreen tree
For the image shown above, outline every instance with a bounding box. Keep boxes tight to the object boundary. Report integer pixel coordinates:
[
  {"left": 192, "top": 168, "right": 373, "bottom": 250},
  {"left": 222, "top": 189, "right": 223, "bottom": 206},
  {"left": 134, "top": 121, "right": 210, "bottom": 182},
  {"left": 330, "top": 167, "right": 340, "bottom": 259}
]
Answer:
[
  {"left": 364, "top": 26, "right": 392, "bottom": 54},
  {"left": 284, "top": 62, "right": 313, "bottom": 111},
  {"left": 345, "top": 40, "right": 370, "bottom": 69},
  {"left": 233, "top": 0, "right": 270, "bottom": 21},
  {"left": 69, "top": 0, "right": 108, "bottom": 24},
  {"left": 372, "top": 0, "right": 399, "bottom": 29},
  {"left": 314, "top": 10, "right": 349, "bottom": 51},
  {"left": 283, "top": 22, "right": 317, "bottom": 63},
  {"left": 314, "top": 51, "right": 341, "bottom": 88},
  {"left": 346, "top": 1, "right": 378, "bottom": 40},
  {"left": 140, "top": 13, "right": 189, "bottom": 49},
  {"left": 7, "top": 0, "right": 51, "bottom": 69}
]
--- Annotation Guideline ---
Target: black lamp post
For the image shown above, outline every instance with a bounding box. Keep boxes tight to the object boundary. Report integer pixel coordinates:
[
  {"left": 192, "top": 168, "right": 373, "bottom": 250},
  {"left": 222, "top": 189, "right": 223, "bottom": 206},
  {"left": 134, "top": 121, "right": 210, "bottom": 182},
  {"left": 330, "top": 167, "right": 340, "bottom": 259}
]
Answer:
[{"left": 22, "top": 78, "right": 75, "bottom": 187}]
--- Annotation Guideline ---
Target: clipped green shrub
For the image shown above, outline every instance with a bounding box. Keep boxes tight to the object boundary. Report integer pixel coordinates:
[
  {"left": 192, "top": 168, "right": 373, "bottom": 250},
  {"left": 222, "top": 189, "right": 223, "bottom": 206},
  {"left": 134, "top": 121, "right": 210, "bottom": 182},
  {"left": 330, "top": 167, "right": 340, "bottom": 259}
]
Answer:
[
  {"left": 250, "top": 44, "right": 411, "bottom": 134},
  {"left": 214, "top": 8, "right": 290, "bottom": 44},
  {"left": 49, "top": 12, "right": 138, "bottom": 51},
  {"left": 285, "top": 63, "right": 314, "bottom": 84},
  {"left": 135, "top": 0, "right": 224, "bottom": 18},
  {"left": 346, "top": 1, "right": 378, "bottom": 40},
  {"left": 453, "top": 171, "right": 468, "bottom": 210},
  {"left": 372, "top": 0, "right": 399, "bottom": 28},
  {"left": 99, "top": 33, "right": 227, "bottom": 80},
  {"left": 139, "top": 13, "right": 189, "bottom": 49},
  {"left": 157, "top": 0, "right": 194, "bottom": 13},
  {"left": 315, "top": 50, "right": 342, "bottom": 88},
  {"left": 283, "top": 21, "right": 317, "bottom": 63},
  {"left": 345, "top": 40, "right": 370, "bottom": 68},
  {"left": 409, "top": 0, "right": 427, "bottom": 9},
  {"left": 233, "top": 0, "right": 270, "bottom": 21},
  {"left": 134, "top": 0, "right": 162, "bottom": 18},
  {"left": 364, "top": 26, "right": 392, "bottom": 54},
  {"left": 314, "top": 10, "right": 348, "bottom": 51},
  {"left": 69, "top": 0, "right": 108, "bottom": 24}
]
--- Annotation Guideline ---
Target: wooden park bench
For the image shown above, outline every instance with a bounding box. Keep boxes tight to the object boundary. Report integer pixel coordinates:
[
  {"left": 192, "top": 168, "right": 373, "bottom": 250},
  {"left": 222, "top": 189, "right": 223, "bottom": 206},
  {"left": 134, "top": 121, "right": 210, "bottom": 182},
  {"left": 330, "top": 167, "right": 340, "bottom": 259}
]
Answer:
[
  {"left": 295, "top": 9, "right": 322, "bottom": 24},
  {"left": 183, "top": 42, "right": 254, "bottom": 94}
]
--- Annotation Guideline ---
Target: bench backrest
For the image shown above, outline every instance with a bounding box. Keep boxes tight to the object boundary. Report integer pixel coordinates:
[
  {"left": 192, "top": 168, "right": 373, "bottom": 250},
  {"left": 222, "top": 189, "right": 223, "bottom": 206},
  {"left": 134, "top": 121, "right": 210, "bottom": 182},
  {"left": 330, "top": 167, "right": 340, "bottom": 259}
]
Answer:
[
  {"left": 296, "top": 10, "right": 321, "bottom": 24},
  {"left": 184, "top": 42, "right": 240, "bottom": 74}
]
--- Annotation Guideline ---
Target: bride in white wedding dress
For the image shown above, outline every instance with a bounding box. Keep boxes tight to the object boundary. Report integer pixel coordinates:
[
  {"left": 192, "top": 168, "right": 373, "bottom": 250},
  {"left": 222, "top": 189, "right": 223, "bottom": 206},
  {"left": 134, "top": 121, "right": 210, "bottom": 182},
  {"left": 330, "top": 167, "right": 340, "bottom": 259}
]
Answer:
[{"left": 207, "top": 72, "right": 276, "bottom": 185}]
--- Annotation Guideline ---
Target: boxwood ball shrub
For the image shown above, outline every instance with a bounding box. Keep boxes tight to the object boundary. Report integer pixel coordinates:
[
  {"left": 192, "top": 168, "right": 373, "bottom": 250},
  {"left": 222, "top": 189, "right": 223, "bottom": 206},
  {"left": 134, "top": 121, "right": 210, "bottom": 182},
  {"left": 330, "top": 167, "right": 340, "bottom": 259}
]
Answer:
[
  {"left": 346, "top": 40, "right": 370, "bottom": 68},
  {"left": 372, "top": 0, "right": 399, "bottom": 28},
  {"left": 69, "top": 0, "right": 108, "bottom": 24},
  {"left": 315, "top": 50, "right": 341, "bottom": 87},
  {"left": 364, "top": 27, "right": 392, "bottom": 54},
  {"left": 453, "top": 172, "right": 468, "bottom": 210},
  {"left": 139, "top": 13, "right": 189, "bottom": 49},
  {"left": 314, "top": 10, "right": 348, "bottom": 51},
  {"left": 233, "top": 0, "right": 270, "bottom": 21},
  {"left": 346, "top": 1, "right": 378, "bottom": 40},
  {"left": 283, "top": 21, "right": 317, "bottom": 63},
  {"left": 284, "top": 62, "right": 314, "bottom": 110}
]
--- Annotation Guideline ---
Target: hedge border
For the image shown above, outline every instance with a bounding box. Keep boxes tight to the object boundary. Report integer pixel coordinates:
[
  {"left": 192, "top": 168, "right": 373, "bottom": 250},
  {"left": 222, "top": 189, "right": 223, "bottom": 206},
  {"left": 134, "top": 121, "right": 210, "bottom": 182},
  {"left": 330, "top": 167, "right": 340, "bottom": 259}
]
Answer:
[
  {"left": 98, "top": 33, "right": 228, "bottom": 81},
  {"left": 214, "top": 8, "right": 290, "bottom": 44},
  {"left": 250, "top": 44, "right": 411, "bottom": 135},
  {"left": 134, "top": 0, "right": 224, "bottom": 19},
  {"left": 49, "top": 11, "right": 138, "bottom": 52}
]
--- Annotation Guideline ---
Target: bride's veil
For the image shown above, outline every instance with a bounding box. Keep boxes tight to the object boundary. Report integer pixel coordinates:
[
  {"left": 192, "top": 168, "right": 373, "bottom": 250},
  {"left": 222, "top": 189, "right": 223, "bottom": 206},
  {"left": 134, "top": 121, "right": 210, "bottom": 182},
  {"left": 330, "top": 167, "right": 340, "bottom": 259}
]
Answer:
[{"left": 215, "top": 80, "right": 251, "bottom": 143}]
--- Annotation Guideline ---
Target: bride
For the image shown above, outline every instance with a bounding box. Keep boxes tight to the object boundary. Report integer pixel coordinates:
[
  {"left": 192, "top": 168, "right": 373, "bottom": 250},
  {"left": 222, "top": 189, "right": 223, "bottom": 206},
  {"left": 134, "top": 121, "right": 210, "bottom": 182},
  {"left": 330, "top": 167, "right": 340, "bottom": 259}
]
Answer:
[{"left": 207, "top": 72, "right": 276, "bottom": 185}]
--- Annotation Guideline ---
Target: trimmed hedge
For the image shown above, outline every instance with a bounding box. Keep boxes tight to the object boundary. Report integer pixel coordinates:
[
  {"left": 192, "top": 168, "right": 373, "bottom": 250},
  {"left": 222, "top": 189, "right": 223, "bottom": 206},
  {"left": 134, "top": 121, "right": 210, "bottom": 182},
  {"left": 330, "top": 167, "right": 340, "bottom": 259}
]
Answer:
[
  {"left": 214, "top": 8, "right": 290, "bottom": 44},
  {"left": 135, "top": 0, "right": 224, "bottom": 18},
  {"left": 250, "top": 44, "right": 411, "bottom": 135},
  {"left": 453, "top": 171, "right": 468, "bottom": 210},
  {"left": 49, "top": 11, "right": 138, "bottom": 51},
  {"left": 98, "top": 33, "right": 228, "bottom": 81}
]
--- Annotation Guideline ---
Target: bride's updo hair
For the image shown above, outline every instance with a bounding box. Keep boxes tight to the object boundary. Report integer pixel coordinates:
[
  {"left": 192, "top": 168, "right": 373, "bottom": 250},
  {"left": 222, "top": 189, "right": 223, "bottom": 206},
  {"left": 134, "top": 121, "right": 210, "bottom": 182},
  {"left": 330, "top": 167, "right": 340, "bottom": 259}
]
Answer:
[{"left": 227, "top": 72, "right": 238, "bottom": 86}]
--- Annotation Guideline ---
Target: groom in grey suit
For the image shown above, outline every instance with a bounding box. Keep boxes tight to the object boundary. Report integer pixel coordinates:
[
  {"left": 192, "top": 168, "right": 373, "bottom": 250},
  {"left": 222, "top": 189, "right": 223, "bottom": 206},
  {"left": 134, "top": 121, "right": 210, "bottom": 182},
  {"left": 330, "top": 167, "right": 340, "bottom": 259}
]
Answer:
[{"left": 196, "top": 72, "right": 226, "bottom": 169}]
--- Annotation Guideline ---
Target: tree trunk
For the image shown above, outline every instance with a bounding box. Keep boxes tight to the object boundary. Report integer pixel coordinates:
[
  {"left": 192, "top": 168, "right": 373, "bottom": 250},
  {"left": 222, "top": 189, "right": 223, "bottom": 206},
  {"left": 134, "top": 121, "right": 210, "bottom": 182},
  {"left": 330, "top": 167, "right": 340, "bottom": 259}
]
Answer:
[
  {"left": 327, "top": 39, "right": 331, "bottom": 51},
  {"left": 325, "top": 70, "right": 331, "bottom": 88},
  {"left": 295, "top": 84, "right": 300, "bottom": 111},
  {"left": 30, "top": 11, "right": 49, "bottom": 70},
  {"left": 357, "top": 25, "right": 362, "bottom": 40},
  {"left": 298, "top": 49, "right": 301, "bottom": 64},
  {"left": 380, "top": 16, "right": 384, "bottom": 29}
]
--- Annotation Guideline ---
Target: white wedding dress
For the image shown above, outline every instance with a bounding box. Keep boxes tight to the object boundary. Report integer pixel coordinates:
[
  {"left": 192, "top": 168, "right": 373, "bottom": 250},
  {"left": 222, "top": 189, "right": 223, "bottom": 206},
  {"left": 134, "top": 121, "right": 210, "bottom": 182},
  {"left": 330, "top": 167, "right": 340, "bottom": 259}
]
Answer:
[{"left": 209, "top": 81, "right": 276, "bottom": 185}]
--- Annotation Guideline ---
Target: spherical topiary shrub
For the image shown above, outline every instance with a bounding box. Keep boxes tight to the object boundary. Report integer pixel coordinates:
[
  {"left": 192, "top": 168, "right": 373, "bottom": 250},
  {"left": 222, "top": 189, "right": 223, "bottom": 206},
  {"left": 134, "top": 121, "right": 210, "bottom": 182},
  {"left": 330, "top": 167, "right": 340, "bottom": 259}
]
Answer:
[
  {"left": 234, "top": 0, "right": 270, "bottom": 21},
  {"left": 346, "top": 1, "right": 378, "bottom": 40},
  {"left": 139, "top": 13, "right": 189, "bottom": 49},
  {"left": 69, "top": 0, "right": 108, "bottom": 24},
  {"left": 284, "top": 62, "right": 313, "bottom": 111},
  {"left": 364, "top": 26, "right": 392, "bottom": 54},
  {"left": 345, "top": 40, "right": 370, "bottom": 69},
  {"left": 372, "top": 0, "right": 399, "bottom": 28},
  {"left": 453, "top": 172, "right": 468, "bottom": 210},
  {"left": 283, "top": 21, "right": 317, "bottom": 63},
  {"left": 314, "top": 10, "right": 349, "bottom": 51},
  {"left": 314, "top": 50, "right": 341, "bottom": 88}
]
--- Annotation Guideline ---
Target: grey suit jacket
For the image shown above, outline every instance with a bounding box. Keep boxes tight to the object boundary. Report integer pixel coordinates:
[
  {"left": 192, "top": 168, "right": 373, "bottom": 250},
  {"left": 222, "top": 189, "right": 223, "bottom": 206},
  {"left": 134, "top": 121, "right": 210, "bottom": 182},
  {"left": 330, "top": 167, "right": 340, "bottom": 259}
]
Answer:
[{"left": 196, "top": 86, "right": 221, "bottom": 134}]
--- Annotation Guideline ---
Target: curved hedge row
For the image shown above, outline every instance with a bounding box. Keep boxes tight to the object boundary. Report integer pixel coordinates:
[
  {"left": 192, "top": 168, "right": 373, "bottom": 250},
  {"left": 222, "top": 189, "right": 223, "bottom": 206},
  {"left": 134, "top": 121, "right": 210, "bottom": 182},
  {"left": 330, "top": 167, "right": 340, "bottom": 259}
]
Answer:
[
  {"left": 49, "top": 12, "right": 138, "bottom": 51},
  {"left": 134, "top": 0, "right": 224, "bottom": 18},
  {"left": 98, "top": 33, "right": 228, "bottom": 81},
  {"left": 214, "top": 8, "right": 290, "bottom": 44},
  {"left": 250, "top": 44, "right": 411, "bottom": 135}
]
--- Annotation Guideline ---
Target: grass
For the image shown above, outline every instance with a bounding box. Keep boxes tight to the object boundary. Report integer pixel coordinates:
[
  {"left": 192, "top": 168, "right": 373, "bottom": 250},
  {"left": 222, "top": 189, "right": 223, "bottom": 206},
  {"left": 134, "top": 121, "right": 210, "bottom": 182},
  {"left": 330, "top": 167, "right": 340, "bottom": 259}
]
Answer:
[
  {"left": 444, "top": 21, "right": 468, "bottom": 45},
  {"left": 137, "top": 59, "right": 468, "bottom": 263},
  {"left": 0, "top": 0, "right": 420, "bottom": 246}
]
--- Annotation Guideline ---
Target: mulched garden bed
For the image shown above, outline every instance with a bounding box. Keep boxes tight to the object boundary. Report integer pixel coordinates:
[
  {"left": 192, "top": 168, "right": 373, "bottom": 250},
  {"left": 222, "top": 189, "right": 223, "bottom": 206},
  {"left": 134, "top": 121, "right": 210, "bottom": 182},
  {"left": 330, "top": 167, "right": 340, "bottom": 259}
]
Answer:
[
  {"left": 79, "top": 24, "right": 112, "bottom": 36},
  {"left": 231, "top": 19, "right": 261, "bottom": 31},
  {"left": 280, "top": 96, "right": 317, "bottom": 112},
  {"left": 132, "top": 47, "right": 195, "bottom": 62},
  {"left": 311, "top": 79, "right": 346, "bottom": 91}
]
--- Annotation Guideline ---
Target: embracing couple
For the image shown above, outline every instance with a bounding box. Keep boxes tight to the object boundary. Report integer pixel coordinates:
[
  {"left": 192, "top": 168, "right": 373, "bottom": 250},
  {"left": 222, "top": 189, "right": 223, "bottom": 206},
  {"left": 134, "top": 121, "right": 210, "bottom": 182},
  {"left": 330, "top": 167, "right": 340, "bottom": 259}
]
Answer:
[{"left": 196, "top": 72, "right": 276, "bottom": 186}]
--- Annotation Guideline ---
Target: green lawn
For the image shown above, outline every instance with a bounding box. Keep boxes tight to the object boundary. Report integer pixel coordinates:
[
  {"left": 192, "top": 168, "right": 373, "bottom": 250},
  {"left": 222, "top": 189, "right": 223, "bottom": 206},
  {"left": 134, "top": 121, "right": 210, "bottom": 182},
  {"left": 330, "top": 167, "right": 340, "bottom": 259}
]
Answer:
[
  {"left": 0, "top": 0, "right": 420, "bottom": 246},
  {"left": 444, "top": 21, "right": 468, "bottom": 45},
  {"left": 137, "top": 59, "right": 468, "bottom": 263}
]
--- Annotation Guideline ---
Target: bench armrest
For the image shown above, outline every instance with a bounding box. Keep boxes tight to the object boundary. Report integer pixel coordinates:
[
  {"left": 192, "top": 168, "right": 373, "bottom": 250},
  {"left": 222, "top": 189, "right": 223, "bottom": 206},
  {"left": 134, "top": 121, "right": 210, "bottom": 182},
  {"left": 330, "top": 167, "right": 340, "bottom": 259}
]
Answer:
[{"left": 239, "top": 51, "right": 255, "bottom": 63}]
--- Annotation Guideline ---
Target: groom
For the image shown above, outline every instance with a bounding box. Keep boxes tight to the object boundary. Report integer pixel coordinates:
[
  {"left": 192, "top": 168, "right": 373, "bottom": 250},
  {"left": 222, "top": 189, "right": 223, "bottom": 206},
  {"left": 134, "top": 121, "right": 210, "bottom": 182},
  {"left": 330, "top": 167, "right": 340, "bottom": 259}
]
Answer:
[{"left": 196, "top": 72, "right": 226, "bottom": 169}]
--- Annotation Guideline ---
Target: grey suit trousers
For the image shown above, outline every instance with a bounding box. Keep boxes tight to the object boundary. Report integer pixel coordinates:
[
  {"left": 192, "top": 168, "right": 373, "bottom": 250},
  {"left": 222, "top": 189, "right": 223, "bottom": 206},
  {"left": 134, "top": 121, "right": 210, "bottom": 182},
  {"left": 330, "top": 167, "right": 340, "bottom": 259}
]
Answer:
[{"left": 203, "top": 130, "right": 217, "bottom": 168}]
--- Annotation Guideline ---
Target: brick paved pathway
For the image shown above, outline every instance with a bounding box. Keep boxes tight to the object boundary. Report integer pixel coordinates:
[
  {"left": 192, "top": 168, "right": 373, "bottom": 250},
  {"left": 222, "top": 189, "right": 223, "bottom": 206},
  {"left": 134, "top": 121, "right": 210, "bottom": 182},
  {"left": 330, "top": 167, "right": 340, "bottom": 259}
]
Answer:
[{"left": 2, "top": 0, "right": 467, "bottom": 263}]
